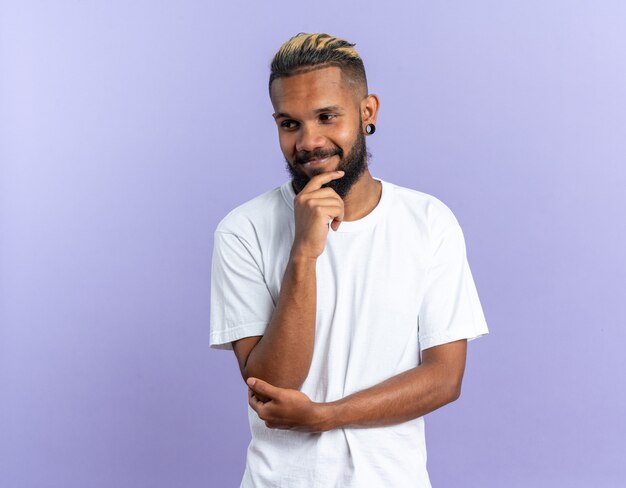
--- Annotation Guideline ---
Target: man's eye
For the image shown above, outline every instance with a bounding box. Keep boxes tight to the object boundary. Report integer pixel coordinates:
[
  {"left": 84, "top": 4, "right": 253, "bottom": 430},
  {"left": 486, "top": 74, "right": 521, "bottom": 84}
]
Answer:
[
  {"left": 320, "top": 114, "right": 336, "bottom": 122},
  {"left": 281, "top": 120, "right": 298, "bottom": 129}
]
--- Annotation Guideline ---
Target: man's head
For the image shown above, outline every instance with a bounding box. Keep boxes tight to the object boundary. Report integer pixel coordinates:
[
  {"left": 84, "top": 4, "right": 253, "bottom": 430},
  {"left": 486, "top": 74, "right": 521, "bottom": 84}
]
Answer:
[{"left": 269, "top": 33, "right": 379, "bottom": 198}]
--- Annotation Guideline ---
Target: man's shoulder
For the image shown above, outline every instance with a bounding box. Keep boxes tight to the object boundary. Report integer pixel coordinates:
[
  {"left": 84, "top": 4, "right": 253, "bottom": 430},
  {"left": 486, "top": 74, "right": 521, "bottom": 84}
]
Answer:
[
  {"left": 386, "top": 179, "right": 460, "bottom": 230},
  {"left": 214, "top": 183, "right": 290, "bottom": 236}
]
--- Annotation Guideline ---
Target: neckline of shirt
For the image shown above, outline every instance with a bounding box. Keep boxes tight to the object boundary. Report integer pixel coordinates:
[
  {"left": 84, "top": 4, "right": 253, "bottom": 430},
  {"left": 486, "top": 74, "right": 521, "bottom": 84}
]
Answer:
[{"left": 279, "top": 176, "right": 393, "bottom": 233}]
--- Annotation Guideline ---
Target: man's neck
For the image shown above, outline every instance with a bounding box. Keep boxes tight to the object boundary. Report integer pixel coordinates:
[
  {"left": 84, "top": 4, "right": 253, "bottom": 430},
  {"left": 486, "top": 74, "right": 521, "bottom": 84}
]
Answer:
[{"left": 341, "top": 170, "right": 382, "bottom": 222}]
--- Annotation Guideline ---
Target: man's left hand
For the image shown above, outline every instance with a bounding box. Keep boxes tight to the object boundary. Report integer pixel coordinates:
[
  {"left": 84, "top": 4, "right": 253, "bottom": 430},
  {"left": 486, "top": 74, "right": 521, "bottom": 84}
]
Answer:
[{"left": 246, "top": 377, "right": 330, "bottom": 433}]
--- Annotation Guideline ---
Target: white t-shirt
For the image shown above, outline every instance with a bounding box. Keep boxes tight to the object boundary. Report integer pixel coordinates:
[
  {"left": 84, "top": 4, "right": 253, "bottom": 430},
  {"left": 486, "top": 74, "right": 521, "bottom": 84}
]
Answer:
[{"left": 210, "top": 177, "right": 489, "bottom": 488}]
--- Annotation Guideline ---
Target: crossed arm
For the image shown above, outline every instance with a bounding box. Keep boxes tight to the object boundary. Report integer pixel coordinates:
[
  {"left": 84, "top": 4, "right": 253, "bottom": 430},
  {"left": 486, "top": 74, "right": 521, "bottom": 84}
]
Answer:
[
  {"left": 235, "top": 334, "right": 467, "bottom": 433},
  {"left": 231, "top": 254, "right": 468, "bottom": 433}
]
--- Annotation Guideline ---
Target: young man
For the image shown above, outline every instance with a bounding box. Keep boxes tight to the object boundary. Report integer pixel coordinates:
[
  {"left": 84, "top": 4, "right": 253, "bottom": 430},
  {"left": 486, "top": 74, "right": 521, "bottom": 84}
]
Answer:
[{"left": 210, "top": 32, "right": 489, "bottom": 487}]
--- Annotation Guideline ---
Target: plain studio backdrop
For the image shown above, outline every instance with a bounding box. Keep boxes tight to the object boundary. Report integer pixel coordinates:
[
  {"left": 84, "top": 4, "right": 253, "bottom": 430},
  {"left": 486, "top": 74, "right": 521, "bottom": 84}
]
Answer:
[{"left": 1, "top": 1, "right": 625, "bottom": 487}]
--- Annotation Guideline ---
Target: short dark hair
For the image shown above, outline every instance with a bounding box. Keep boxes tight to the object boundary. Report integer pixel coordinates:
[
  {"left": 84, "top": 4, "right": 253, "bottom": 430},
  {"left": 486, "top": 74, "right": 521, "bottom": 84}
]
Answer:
[{"left": 269, "top": 33, "right": 368, "bottom": 97}]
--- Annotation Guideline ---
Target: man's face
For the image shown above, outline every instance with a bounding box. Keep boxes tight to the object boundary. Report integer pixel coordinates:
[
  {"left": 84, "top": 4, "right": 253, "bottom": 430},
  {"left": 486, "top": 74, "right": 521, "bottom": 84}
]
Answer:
[{"left": 270, "top": 66, "right": 368, "bottom": 198}]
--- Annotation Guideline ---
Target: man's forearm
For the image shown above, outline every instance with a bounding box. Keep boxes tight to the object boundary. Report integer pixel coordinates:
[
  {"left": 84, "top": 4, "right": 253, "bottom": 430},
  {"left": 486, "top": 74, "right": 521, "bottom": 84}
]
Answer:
[
  {"left": 244, "top": 252, "right": 317, "bottom": 390},
  {"left": 321, "top": 361, "right": 461, "bottom": 430},
  {"left": 245, "top": 339, "right": 466, "bottom": 433}
]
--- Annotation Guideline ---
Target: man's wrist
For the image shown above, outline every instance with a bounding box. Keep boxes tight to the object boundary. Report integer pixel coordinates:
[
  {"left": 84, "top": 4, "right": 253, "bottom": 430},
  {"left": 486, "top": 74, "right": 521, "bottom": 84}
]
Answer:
[
  {"left": 289, "top": 251, "right": 318, "bottom": 265},
  {"left": 316, "top": 400, "right": 344, "bottom": 432}
]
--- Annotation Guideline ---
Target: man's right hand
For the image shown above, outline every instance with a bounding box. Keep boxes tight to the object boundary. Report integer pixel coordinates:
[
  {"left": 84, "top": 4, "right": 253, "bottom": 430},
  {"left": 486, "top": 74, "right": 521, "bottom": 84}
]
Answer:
[{"left": 291, "top": 171, "right": 345, "bottom": 260}]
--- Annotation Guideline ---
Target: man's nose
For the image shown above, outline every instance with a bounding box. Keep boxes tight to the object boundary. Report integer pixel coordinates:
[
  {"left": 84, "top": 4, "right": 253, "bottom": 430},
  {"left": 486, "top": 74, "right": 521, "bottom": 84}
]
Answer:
[{"left": 295, "top": 124, "right": 326, "bottom": 153}]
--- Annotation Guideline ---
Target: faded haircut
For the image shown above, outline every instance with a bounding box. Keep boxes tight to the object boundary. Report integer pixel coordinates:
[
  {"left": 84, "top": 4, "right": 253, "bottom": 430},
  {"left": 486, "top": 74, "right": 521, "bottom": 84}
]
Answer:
[{"left": 269, "top": 32, "right": 368, "bottom": 98}]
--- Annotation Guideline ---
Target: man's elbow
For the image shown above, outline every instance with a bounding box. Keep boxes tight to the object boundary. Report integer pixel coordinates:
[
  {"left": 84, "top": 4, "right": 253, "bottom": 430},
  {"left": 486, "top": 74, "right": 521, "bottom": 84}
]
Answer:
[
  {"left": 435, "top": 371, "right": 463, "bottom": 406},
  {"left": 239, "top": 341, "right": 307, "bottom": 390},
  {"left": 446, "top": 378, "right": 463, "bottom": 403},
  {"left": 243, "top": 362, "right": 305, "bottom": 390}
]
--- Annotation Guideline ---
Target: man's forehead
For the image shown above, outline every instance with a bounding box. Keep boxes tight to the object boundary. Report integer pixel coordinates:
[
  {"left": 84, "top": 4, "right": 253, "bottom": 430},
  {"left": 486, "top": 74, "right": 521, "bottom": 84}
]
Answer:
[{"left": 270, "top": 66, "right": 355, "bottom": 113}]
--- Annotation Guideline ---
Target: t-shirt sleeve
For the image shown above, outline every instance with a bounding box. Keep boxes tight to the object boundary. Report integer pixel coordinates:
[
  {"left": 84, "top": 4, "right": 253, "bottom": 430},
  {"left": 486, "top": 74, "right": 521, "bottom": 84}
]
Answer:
[
  {"left": 418, "top": 216, "right": 489, "bottom": 351},
  {"left": 209, "top": 230, "right": 275, "bottom": 350}
]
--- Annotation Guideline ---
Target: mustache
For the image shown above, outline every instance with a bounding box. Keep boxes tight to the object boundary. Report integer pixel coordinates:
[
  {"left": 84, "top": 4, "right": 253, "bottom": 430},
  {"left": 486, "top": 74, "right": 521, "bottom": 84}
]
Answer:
[{"left": 294, "top": 147, "right": 342, "bottom": 165}]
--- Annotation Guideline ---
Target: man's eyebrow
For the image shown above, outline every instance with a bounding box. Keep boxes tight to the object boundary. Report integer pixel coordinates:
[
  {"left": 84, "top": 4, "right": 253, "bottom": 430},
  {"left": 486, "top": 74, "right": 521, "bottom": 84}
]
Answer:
[
  {"left": 313, "top": 105, "right": 344, "bottom": 114},
  {"left": 272, "top": 105, "right": 344, "bottom": 119}
]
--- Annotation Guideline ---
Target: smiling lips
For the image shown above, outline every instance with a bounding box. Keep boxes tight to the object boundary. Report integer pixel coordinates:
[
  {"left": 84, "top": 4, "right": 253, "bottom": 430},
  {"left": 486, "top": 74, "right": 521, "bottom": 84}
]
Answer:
[{"left": 302, "top": 155, "right": 334, "bottom": 167}]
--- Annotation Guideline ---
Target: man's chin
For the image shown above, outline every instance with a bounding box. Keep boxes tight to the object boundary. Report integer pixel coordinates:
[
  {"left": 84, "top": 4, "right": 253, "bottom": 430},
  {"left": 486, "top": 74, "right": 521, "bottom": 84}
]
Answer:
[
  {"left": 309, "top": 167, "right": 338, "bottom": 178},
  {"left": 285, "top": 156, "right": 355, "bottom": 195}
]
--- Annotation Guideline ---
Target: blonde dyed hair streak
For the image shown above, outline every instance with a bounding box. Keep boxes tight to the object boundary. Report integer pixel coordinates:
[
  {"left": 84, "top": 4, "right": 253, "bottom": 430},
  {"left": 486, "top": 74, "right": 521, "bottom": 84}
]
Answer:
[{"left": 269, "top": 32, "right": 368, "bottom": 95}]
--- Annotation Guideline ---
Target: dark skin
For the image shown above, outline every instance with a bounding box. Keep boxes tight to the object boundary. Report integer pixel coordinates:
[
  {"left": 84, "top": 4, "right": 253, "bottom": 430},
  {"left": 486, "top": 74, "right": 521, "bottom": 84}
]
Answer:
[{"left": 232, "top": 65, "right": 468, "bottom": 431}]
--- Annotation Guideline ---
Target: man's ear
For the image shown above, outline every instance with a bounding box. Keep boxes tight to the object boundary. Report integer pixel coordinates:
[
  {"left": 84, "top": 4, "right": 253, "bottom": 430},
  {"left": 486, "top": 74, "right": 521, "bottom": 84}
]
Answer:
[{"left": 360, "top": 93, "right": 380, "bottom": 127}]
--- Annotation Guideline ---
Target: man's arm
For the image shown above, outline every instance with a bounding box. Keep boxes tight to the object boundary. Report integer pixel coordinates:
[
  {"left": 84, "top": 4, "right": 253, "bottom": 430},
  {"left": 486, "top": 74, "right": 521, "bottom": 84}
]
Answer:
[
  {"left": 233, "top": 254, "right": 317, "bottom": 391},
  {"left": 246, "top": 339, "right": 467, "bottom": 432},
  {"left": 323, "top": 339, "right": 467, "bottom": 429},
  {"left": 232, "top": 171, "right": 346, "bottom": 393}
]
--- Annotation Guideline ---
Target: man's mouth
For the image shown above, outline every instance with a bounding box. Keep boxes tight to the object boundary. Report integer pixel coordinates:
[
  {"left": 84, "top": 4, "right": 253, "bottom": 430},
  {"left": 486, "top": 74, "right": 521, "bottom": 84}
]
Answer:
[
  {"left": 295, "top": 146, "right": 342, "bottom": 167},
  {"left": 301, "top": 155, "right": 335, "bottom": 168}
]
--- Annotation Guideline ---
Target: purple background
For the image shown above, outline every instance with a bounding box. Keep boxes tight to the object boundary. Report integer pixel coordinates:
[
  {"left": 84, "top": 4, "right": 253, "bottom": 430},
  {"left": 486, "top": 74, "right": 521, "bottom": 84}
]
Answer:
[{"left": 1, "top": 1, "right": 625, "bottom": 487}]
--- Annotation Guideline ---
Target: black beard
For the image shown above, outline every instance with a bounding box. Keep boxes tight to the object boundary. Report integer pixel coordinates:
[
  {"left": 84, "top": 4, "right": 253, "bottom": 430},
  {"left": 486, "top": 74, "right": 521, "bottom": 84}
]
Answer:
[{"left": 284, "top": 127, "right": 372, "bottom": 199}]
